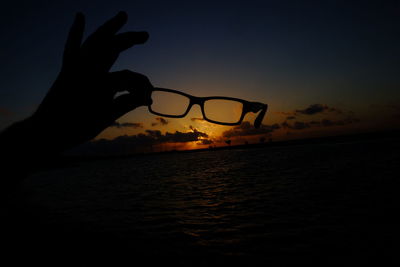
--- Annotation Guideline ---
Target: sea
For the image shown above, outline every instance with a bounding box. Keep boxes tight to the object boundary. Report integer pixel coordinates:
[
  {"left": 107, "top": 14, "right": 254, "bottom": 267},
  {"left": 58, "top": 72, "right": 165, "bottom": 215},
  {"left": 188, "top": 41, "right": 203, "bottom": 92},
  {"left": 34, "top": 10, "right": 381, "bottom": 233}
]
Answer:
[{"left": 5, "top": 137, "right": 400, "bottom": 266}]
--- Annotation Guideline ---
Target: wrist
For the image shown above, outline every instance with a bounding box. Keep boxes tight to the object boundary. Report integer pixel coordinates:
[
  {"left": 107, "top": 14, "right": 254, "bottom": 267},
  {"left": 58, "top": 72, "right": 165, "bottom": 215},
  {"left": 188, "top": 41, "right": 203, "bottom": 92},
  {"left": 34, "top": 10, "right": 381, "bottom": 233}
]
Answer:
[{"left": 0, "top": 115, "right": 62, "bottom": 159}]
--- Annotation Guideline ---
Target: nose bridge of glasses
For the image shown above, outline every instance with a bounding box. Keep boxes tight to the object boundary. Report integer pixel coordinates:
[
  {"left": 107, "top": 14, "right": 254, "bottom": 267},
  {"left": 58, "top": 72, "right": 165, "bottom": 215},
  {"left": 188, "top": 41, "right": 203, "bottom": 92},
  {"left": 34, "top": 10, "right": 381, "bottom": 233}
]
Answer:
[
  {"left": 190, "top": 96, "right": 203, "bottom": 106},
  {"left": 184, "top": 96, "right": 204, "bottom": 118}
]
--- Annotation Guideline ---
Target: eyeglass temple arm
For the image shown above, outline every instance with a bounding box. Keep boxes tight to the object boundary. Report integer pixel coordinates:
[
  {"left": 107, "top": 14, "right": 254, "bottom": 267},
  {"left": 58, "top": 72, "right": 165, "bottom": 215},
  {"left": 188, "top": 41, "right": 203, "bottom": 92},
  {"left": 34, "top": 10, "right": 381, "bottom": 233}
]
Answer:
[{"left": 250, "top": 102, "right": 268, "bottom": 128}]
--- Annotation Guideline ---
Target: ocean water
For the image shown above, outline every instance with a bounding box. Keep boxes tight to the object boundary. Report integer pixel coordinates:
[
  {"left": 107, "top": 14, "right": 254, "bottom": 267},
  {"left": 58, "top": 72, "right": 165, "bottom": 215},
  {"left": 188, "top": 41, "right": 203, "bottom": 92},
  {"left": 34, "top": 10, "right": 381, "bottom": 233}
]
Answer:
[{"left": 10, "top": 138, "right": 400, "bottom": 265}]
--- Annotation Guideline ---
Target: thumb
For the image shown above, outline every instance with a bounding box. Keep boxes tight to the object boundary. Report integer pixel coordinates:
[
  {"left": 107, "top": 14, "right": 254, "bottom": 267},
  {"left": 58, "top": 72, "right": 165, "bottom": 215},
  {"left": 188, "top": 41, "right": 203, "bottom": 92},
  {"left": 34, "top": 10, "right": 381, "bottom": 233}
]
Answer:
[
  {"left": 107, "top": 70, "right": 153, "bottom": 120},
  {"left": 111, "top": 91, "right": 153, "bottom": 120}
]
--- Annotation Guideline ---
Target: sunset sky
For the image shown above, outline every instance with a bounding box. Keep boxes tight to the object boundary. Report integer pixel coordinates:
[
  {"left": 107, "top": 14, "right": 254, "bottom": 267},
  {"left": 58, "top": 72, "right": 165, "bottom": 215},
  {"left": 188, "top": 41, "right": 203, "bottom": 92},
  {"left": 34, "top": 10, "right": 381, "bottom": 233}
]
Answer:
[{"left": 0, "top": 0, "right": 399, "bottom": 153}]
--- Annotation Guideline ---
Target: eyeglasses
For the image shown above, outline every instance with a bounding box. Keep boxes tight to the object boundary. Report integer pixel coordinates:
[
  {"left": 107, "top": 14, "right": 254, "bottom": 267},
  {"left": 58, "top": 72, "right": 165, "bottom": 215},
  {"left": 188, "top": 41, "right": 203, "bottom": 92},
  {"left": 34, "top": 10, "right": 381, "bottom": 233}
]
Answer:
[{"left": 148, "top": 87, "right": 268, "bottom": 128}]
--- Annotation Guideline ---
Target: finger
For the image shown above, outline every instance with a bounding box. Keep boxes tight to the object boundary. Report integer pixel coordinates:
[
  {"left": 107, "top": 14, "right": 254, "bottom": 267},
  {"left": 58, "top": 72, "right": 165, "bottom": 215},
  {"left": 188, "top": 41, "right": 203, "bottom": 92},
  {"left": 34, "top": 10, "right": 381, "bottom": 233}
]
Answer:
[
  {"left": 107, "top": 70, "right": 153, "bottom": 93},
  {"left": 63, "top": 12, "right": 85, "bottom": 67},
  {"left": 112, "top": 31, "right": 149, "bottom": 53},
  {"left": 82, "top": 32, "right": 148, "bottom": 72},
  {"left": 93, "top": 11, "right": 128, "bottom": 39},
  {"left": 111, "top": 93, "right": 149, "bottom": 120},
  {"left": 108, "top": 70, "right": 153, "bottom": 119}
]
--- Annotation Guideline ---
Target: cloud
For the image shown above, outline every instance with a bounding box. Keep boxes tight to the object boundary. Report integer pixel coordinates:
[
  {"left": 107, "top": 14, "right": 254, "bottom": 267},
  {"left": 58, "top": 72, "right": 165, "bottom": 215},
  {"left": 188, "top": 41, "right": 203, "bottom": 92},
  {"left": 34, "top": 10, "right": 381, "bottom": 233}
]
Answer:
[
  {"left": 141, "top": 128, "right": 208, "bottom": 143},
  {"left": 68, "top": 127, "right": 210, "bottom": 155},
  {"left": 295, "top": 104, "right": 342, "bottom": 115},
  {"left": 162, "top": 129, "right": 208, "bottom": 143},
  {"left": 281, "top": 117, "right": 360, "bottom": 130},
  {"left": 281, "top": 121, "right": 310, "bottom": 130},
  {"left": 152, "top": 117, "right": 169, "bottom": 126},
  {"left": 222, "top": 121, "right": 280, "bottom": 138},
  {"left": 110, "top": 122, "right": 143, "bottom": 128},
  {"left": 274, "top": 111, "right": 295, "bottom": 116},
  {"left": 199, "top": 139, "right": 213, "bottom": 145},
  {"left": 276, "top": 104, "right": 342, "bottom": 117},
  {"left": 191, "top": 117, "right": 205, "bottom": 122},
  {"left": 145, "top": 129, "right": 162, "bottom": 138},
  {"left": 112, "top": 128, "right": 207, "bottom": 146}
]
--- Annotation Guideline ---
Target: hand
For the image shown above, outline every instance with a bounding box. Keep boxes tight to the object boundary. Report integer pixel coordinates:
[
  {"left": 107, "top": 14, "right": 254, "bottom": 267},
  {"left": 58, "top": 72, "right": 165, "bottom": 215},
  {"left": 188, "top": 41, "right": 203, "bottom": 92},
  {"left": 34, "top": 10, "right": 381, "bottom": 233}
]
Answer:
[{"left": 32, "top": 12, "right": 153, "bottom": 150}]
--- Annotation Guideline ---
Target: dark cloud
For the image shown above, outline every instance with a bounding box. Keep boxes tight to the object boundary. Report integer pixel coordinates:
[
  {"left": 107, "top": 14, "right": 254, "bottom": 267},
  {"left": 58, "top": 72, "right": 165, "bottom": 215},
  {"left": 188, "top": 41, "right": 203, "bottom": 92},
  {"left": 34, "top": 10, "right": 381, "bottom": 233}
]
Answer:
[
  {"left": 68, "top": 127, "right": 209, "bottom": 156},
  {"left": 295, "top": 104, "right": 342, "bottom": 115},
  {"left": 142, "top": 127, "right": 207, "bottom": 143},
  {"left": 281, "top": 117, "right": 360, "bottom": 130},
  {"left": 292, "top": 121, "right": 310, "bottom": 130},
  {"left": 281, "top": 121, "right": 310, "bottom": 130},
  {"left": 145, "top": 129, "right": 162, "bottom": 138},
  {"left": 295, "top": 104, "right": 325, "bottom": 115},
  {"left": 152, "top": 117, "right": 169, "bottom": 126},
  {"left": 157, "top": 117, "right": 169, "bottom": 125},
  {"left": 199, "top": 139, "right": 213, "bottom": 145},
  {"left": 163, "top": 129, "right": 208, "bottom": 143},
  {"left": 111, "top": 122, "right": 143, "bottom": 128},
  {"left": 222, "top": 121, "right": 280, "bottom": 138},
  {"left": 274, "top": 111, "right": 294, "bottom": 116},
  {"left": 276, "top": 104, "right": 343, "bottom": 118}
]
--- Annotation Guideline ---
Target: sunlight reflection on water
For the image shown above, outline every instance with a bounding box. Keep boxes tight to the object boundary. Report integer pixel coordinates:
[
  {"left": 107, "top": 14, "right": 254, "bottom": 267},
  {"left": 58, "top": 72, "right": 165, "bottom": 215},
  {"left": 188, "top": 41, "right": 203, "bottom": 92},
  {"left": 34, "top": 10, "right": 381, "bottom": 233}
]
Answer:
[{"left": 21, "top": 139, "right": 400, "bottom": 264}]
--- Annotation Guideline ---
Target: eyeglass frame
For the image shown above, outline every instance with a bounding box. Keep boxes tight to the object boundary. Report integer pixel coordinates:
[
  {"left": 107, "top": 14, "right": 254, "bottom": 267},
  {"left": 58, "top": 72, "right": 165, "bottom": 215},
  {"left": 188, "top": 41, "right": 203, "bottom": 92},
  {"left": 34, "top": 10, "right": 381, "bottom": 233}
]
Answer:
[{"left": 148, "top": 87, "right": 268, "bottom": 128}]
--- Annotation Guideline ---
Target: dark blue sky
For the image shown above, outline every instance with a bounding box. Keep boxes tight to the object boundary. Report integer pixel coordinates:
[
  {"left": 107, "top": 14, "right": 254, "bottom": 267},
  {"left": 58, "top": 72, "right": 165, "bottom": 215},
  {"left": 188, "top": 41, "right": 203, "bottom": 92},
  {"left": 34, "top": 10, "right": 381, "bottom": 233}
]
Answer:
[{"left": 1, "top": 0, "right": 399, "bottom": 136}]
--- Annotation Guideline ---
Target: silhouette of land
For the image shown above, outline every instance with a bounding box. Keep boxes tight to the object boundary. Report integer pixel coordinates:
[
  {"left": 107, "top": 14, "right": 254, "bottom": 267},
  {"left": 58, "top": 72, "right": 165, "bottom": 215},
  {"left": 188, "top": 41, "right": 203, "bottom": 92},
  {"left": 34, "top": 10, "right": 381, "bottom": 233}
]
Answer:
[{"left": 62, "top": 129, "right": 400, "bottom": 162}]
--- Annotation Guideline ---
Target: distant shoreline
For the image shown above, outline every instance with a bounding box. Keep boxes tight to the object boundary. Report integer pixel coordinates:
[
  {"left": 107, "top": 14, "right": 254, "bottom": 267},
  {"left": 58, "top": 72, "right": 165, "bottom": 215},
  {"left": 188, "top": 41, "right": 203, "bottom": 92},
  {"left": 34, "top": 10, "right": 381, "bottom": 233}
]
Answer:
[{"left": 59, "top": 129, "right": 400, "bottom": 163}]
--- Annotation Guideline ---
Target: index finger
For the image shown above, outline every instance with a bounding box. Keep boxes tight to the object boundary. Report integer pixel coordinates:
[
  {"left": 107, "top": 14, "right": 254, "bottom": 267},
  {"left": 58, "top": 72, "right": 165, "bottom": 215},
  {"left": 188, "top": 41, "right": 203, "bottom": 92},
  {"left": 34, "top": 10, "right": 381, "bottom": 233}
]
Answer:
[
  {"left": 63, "top": 12, "right": 85, "bottom": 68},
  {"left": 93, "top": 11, "right": 128, "bottom": 38}
]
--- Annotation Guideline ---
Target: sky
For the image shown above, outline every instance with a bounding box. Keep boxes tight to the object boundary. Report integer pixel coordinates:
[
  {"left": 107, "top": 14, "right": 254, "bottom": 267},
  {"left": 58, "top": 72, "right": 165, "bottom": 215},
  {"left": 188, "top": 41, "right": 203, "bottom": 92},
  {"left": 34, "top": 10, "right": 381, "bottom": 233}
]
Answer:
[{"left": 0, "top": 0, "right": 399, "bottom": 154}]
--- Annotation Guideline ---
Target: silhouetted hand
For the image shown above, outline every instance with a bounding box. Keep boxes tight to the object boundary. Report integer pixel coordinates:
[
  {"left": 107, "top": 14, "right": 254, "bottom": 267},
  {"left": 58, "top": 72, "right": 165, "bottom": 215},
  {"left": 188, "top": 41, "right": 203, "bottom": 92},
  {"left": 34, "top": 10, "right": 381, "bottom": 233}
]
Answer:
[
  {"left": 31, "top": 12, "right": 153, "bottom": 150},
  {"left": 0, "top": 11, "right": 153, "bottom": 195}
]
